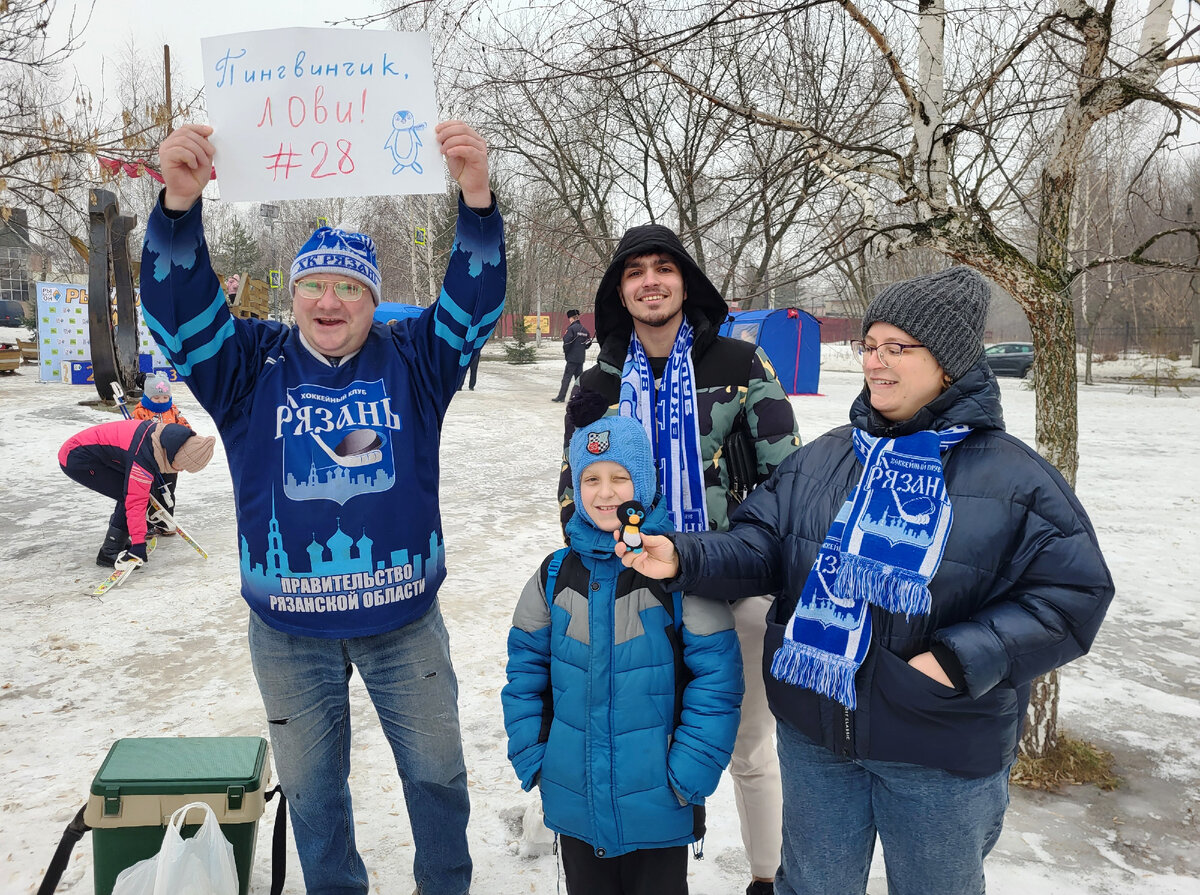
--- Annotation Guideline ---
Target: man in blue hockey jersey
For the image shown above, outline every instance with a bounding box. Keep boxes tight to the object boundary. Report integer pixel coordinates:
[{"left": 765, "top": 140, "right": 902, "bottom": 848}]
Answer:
[{"left": 140, "top": 120, "right": 505, "bottom": 895}]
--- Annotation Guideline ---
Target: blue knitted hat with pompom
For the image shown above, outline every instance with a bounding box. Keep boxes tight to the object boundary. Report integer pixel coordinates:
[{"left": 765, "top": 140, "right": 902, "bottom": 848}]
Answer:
[{"left": 569, "top": 416, "right": 657, "bottom": 510}]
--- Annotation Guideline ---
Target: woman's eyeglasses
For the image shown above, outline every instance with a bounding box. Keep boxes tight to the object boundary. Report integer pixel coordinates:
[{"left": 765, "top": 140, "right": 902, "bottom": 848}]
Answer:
[{"left": 849, "top": 340, "right": 926, "bottom": 368}]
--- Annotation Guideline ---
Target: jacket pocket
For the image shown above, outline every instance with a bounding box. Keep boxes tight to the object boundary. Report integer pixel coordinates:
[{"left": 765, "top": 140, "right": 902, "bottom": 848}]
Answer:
[{"left": 867, "top": 646, "right": 1019, "bottom": 777}]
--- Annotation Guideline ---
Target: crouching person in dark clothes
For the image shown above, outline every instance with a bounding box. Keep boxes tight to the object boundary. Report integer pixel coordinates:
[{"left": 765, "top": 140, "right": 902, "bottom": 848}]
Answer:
[{"left": 59, "top": 419, "right": 214, "bottom": 566}]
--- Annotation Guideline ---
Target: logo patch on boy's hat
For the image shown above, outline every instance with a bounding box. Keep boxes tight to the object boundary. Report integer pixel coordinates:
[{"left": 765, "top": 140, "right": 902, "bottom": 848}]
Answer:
[{"left": 586, "top": 430, "right": 610, "bottom": 455}]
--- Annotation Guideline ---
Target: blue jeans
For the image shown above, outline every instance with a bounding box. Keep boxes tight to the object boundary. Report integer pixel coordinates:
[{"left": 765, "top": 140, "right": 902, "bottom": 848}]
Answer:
[
  {"left": 249, "top": 601, "right": 471, "bottom": 895},
  {"left": 776, "top": 720, "right": 1009, "bottom": 895}
]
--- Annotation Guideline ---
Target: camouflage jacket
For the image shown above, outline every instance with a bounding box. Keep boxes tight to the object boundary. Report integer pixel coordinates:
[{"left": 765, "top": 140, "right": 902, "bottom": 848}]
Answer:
[{"left": 559, "top": 324, "right": 800, "bottom": 536}]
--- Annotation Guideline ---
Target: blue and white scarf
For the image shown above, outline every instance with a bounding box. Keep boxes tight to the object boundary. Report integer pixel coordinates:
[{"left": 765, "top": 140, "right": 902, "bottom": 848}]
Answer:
[
  {"left": 618, "top": 319, "right": 709, "bottom": 533},
  {"left": 770, "top": 425, "right": 971, "bottom": 708}
]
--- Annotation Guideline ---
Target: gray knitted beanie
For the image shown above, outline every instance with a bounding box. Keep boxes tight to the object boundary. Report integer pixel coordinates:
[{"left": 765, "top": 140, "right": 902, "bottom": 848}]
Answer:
[{"left": 860, "top": 267, "right": 990, "bottom": 380}]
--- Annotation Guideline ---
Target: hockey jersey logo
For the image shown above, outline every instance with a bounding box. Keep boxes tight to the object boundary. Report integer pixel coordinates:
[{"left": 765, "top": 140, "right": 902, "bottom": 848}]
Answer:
[{"left": 276, "top": 379, "right": 401, "bottom": 505}]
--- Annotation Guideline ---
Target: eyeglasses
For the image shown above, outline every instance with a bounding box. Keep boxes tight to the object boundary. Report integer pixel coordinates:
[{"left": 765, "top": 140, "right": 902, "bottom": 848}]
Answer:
[
  {"left": 294, "top": 279, "right": 366, "bottom": 302},
  {"left": 849, "top": 340, "right": 926, "bottom": 368}
]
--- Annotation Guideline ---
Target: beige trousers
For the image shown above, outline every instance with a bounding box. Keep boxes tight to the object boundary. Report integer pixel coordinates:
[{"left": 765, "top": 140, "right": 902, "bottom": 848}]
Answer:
[{"left": 730, "top": 595, "right": 785, "bottom": 879}]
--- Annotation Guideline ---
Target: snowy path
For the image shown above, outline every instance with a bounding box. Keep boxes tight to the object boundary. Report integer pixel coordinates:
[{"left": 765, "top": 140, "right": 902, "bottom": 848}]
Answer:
[{"left": 1, "top": 345, "right": 1197, "bottom": 894}]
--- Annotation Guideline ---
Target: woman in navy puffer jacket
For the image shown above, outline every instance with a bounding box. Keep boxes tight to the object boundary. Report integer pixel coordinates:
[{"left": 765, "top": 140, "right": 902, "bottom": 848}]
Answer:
[{"left": 617, "top": 268, "right": 1114, "bottom": 895}]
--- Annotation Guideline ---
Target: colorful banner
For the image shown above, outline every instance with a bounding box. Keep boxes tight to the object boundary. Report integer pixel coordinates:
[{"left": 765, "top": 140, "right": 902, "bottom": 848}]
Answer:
[
  {"left": 35, "top": 282, "right": 171, "bottom": 383},
  {"left": 201, "top": 28, "right": 442, "bottom": 202}
]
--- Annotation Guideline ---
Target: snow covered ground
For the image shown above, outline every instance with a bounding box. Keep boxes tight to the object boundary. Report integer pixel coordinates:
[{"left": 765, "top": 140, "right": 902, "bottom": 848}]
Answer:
[{"left": 1, "top": 340, "right": 1198, "bottom": 894}]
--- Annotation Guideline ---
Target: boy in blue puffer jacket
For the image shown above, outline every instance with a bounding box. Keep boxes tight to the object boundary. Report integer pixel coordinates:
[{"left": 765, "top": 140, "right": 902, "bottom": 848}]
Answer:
[{"left": 503, "top": 415, "right": 743, "bottom": 895}]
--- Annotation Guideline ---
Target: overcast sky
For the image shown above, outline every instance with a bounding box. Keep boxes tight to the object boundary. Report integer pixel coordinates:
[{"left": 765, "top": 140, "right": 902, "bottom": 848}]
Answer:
[{"left": 51, "top": 0, "right": 389, "bottom": 114}]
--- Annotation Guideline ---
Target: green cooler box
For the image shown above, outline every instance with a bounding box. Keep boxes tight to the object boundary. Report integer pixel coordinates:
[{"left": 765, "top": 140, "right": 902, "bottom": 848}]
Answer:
[{"left": 83, "top": 736, "right": 271, "bottom": 895}]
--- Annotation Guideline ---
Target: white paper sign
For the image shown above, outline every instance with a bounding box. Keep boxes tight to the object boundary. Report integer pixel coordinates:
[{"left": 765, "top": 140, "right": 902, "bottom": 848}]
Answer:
[{"left": 201, "top": 29, "right": 443, "bottom": 202}]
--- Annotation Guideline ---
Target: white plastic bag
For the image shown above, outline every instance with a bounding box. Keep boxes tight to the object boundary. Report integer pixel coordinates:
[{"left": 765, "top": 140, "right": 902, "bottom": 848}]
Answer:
[
  {"left": 112, "top": 801, "right": 239, "bottom": 895},
  {"left": 111, "top": 852, "right": 158, "bottom": 895},
  {"left": 517, "top": 800, "right": 555, "bottom": 858}
]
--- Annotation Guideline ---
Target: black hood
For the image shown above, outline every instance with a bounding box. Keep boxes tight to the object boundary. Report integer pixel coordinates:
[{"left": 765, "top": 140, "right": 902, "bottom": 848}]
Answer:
[{"left": 593, "top": 224, "right": 728, "bottom": 358}]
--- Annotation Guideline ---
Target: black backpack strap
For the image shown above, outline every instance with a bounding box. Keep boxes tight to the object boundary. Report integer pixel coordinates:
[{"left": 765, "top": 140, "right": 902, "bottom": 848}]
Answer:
[
  {"left": 537, "top": 548, "right": 572, "bottom": 743},
  {"left": 36, "top": 805, "right": 90, "bottom": 895},
  {"left": 542, "top": 547, "right": 571, "bottom": 609},
  {"left": 625, "top": 569, "right": 691, "bottom": 729},
  {"left": 718, "top": 337, "right": 764, "bottom": 503},
  {"left": 265, "top": 784, "right": 288, "bottom": 895}
]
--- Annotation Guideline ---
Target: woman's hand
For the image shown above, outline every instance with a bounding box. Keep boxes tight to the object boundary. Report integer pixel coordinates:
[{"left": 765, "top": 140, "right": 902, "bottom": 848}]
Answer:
[
  {"left": 613, "top": 532, "right": 680, "bottom": 579},
  {"left": 907, "top": 651, "right": 954, "bottom": 688}
]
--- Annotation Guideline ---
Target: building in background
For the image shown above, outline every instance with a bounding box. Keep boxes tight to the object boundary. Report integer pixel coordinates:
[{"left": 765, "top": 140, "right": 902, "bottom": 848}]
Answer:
[{"left": 0, "top": 209, "right": 35, "bottom": 317}]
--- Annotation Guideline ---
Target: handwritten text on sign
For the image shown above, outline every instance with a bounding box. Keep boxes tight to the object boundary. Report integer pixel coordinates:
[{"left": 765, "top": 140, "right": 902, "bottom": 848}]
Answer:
[{"left": 201, "top": 29, "right": 443, "bottom": 202}]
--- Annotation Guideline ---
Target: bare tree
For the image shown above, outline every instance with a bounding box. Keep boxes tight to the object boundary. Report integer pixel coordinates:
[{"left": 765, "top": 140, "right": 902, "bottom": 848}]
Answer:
[
  {"left": 585, "top": 0, "right": 1198, "bottom": 759},
  {"left": 368, "top": 0, "right": 1200, "bottom": 759},
  {"left": 2, "top": 0, "right": 206, "bottom": 267},
  {"left": 396, "top": 0, "right": 856, "bottom": 308}
]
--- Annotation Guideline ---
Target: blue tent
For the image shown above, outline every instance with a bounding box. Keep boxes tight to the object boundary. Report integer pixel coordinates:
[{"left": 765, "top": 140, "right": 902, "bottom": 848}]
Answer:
[
  {"left": 719, "top": 307, "right": 821, "bottom": 395},
  {"left": 373, "top": 301, "right": 425, "bottom": 325}
]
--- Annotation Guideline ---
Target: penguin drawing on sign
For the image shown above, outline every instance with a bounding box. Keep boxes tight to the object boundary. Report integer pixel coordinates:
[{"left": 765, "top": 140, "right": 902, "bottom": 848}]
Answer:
[
  {"left": 617, "top": 500, "right": 646, "bottom": 553},
  {"left": 384, "top": 111, "right": 427, "bottom": 175}
]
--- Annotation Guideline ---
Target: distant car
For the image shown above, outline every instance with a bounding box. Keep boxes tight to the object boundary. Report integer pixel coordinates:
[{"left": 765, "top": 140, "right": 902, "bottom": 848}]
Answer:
[
  {"left": 985, "top": 342, "right": 1035, "bottom": 378},
  {"left": 0, "top": 299, "right": 24, "bottom": 328}
]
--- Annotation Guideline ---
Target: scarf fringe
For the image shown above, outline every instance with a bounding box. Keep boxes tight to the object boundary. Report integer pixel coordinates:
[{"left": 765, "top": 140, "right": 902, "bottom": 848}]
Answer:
[
  {"left": 834, "top": 552, "right": 932, "bottom": 617},
  {"left": 771, "top": 639, "right": 858, "bottom": 710}
]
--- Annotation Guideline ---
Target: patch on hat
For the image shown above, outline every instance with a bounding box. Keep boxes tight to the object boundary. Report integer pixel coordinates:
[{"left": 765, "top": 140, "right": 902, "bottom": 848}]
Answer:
[{"left": 586, "top": 430, "right": 610, "bottom": 455}]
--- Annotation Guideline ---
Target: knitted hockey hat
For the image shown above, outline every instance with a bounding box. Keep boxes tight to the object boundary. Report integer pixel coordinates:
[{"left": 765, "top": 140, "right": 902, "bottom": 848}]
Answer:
[
  {"left": 290, "top": 226, "right": 382, "bottom": 305},
  {"left": 570, "top": 416, "right": 657, "bottom": 510},
  {"left": 159, "top": 424, "right": 215, "bottom": 473},
  {"left": 860, "top": 267, "right": 990, "bottom": 380}
]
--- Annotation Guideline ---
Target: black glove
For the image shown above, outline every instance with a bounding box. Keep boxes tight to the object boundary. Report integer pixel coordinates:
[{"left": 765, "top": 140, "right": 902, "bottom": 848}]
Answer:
[{"left": 126, "top": 542, "right": 148, "bottom": 563}]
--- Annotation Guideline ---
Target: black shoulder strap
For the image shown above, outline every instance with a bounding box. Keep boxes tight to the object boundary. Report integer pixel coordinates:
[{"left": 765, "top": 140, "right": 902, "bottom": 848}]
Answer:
[
  {"left": 35, "top": 806, "right": 90, "bottom": 895},
  {"left": 665, "top": 588, "right": 691, "bottom": 728},
  {"left": 265, "top": 784, "right": 288, "bottom": 895},
  {"left": 542, "top": 547, "right": 571, "bottom": 607},
  {"left": 623, "top": 569, "right": 691, "bottom": 729}
]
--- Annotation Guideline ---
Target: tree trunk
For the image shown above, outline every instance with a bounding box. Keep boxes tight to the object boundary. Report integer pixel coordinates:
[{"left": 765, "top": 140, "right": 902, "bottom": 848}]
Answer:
[
  {"left": 1029, "top": 287, "right": 1079, "bottom": 487},
  {"left": 914, "top": 0, "right": 948, "bottom": 216},
  {"left": 1018, "top": 318, "right": 1069, "bottom": 757},
  {"left": 955, "top": 229, "right": 1079, "bottom": 759},
  {"left": 1021, "top": 667, "right": 1060, "bottom": 756},
  {"left": 1021, "top": 141, "right": 1082, "bottom": 759},
  {"left": 1084, "top": 318, "right": 1096, "bottom": 385}
]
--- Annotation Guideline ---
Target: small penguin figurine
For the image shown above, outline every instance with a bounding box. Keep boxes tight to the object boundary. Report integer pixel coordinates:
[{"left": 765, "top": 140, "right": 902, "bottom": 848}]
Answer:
[{"left": 617, "top": 500, "right": 646, "bottom": 554}]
